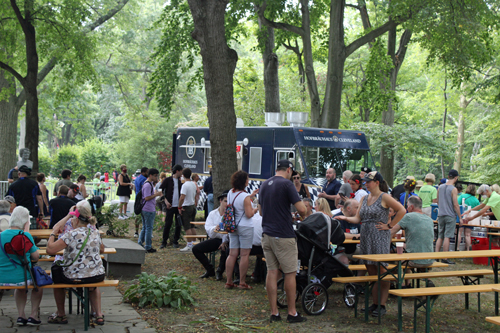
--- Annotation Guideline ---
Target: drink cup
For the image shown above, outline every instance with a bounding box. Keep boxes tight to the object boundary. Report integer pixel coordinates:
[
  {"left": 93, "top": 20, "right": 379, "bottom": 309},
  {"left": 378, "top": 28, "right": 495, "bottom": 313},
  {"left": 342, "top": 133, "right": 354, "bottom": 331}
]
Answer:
[
  {"left": 219, "top": 222, "right": 224, "bottom": 231},
  {"left": 396, "top": 242, "right": 404, "bottom": 255},
  {"left": 396, "top": 230, "right": 403, "bottom": 239},
  {"left": 494, "top": 221, "right": 500, "bottom": 227}
]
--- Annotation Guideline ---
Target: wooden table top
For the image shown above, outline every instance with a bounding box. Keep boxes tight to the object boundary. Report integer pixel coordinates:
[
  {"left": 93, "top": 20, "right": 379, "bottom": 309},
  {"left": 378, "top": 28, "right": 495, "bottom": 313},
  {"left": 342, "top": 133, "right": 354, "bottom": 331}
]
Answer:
[
  {"left": 343, "top": 238, "right": 406, "bottom": 244},
  {"left": 38, "top": 248, "right": 116, "bottom": 256},
  {"left": 190, "top": 221, "right": 206, "bottom": 225},
  {"left": 214, "top": 230, "right": 228, "bottom": 235},
  {"left": 353, "top": 250, "right": 500, "bottom": 262},
  {"left": 488, "top": 233, "right": 500, "bottom": 236},
  {"left": 29, "top": 229, "right": 104, "bottom": 238}
]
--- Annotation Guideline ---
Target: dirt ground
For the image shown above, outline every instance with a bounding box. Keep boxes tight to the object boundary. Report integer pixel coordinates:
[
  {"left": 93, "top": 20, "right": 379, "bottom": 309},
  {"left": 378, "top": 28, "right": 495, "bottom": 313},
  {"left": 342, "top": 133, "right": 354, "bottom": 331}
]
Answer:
[{"left": 108, "top": 218, "right": 500, "bottom": 332}]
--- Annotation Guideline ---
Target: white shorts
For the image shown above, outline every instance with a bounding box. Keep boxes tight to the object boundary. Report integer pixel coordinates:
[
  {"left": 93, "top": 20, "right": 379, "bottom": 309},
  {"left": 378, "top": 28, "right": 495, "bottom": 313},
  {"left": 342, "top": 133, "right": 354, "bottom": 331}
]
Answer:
[{"left": 119, "top": 196, "right": 130, "bottom": 203}]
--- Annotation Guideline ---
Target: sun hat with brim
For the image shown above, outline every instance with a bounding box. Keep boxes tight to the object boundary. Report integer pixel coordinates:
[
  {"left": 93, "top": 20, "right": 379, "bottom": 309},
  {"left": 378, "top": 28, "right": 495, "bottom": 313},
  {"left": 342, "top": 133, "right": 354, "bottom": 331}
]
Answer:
[
  {"left": 416, "top": 180, "right": 424, "bottom": 189},
  {"left": 362, "top": 171, "right": 384, "bottom": 182}
]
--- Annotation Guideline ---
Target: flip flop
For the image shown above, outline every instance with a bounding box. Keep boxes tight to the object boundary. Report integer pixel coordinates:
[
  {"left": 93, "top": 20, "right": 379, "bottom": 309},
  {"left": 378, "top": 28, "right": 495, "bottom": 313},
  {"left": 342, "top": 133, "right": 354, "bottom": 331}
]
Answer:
[{"left": 238, "top": 283, "right": 253, "bottom": 290}]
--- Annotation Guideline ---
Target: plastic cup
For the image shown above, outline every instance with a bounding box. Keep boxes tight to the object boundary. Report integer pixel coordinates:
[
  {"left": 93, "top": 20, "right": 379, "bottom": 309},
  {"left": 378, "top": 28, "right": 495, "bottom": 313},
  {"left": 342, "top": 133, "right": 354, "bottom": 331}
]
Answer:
[
  {"left": 396, "top": 230, "right": 403, "bottom": 239},
  {"left": 219, "top": 222, "right": 224, "bottom": 231},
  {"left": 396, "top": 242, "right": 404, "bottom": 255},
  {"left": 494, "top": 221, "right": 500, "bottom": 227}
]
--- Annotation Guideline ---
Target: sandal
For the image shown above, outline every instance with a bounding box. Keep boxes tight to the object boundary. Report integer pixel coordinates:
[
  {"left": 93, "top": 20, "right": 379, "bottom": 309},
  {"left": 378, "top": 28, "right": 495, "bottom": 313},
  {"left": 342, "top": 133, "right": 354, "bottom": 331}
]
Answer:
[
  {"left": 225, "top": 283, "right": 236, "bottom": 289},
  {"left": 95, "top": 316, "right": 105, "bottom": 326},
  {"left": 238, "top": 283, "right": 253, "bottom": 290},
  {"left": 48, "top": 314, "right": 68, "bottom": 324}
]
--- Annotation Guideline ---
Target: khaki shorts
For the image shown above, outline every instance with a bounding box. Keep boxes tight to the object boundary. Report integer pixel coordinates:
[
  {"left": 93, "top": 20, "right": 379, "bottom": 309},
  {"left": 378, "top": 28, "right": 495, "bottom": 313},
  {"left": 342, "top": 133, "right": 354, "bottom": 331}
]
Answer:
[
  {"left": 422, "top": 206, "right": 432, "bottom": 217},
  {"left": 438, "top": 215, "right": 456, "bottom": 239},
  {"left": 181, "top": 205, "right": 196, "bottom": 230},
  {"left": 262, "top": 234, "right": 298, "bottom": 274}
]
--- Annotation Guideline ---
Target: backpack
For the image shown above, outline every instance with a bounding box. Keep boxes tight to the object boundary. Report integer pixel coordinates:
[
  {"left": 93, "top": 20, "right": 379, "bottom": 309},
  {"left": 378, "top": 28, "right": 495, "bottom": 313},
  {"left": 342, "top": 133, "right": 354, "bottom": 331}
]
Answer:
[
  {"left": 134, "top": 181, "right": 153, "bottom": 215},
  {"left": 0, "top": 231, "right": 38, "bottom": 291},
  {"left": 222, "top": 191, "right": 244, "bottom": 233}
]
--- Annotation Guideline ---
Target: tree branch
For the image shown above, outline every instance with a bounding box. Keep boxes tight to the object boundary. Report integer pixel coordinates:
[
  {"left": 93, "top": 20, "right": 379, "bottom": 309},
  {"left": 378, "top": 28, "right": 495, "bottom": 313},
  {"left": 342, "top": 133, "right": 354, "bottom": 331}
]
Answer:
[
  {"left": 0, "top": 60, "right": 25, "bottom": 86},
  {"left": 345, "top": 4, "right": 360, "bottom": 10},
  {"left": 9, "top": 0, "right": 29, "bottom": 35},
  {"left": 86, "top": 0, "right": 130, "bottom": 32},
  {"left": 255, "top": 1, "right": 304, "bottom": 37},
  {"left": 345, "top": 19, "right": 399, "bottom": 57}
]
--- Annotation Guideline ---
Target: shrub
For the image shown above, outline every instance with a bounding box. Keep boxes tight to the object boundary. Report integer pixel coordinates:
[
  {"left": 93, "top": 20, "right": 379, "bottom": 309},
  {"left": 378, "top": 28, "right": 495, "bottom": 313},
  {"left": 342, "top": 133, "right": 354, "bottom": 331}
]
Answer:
[{"left": 124, "top": 271, "right": 197, "bottom": 309}]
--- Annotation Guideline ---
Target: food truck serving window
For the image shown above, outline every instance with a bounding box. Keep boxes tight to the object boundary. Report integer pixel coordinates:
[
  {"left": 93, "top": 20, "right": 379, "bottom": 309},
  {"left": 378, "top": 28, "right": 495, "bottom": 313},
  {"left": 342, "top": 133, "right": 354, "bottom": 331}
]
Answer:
[{"left": 301, "top": 147, "right": 374, "bottom": 177}]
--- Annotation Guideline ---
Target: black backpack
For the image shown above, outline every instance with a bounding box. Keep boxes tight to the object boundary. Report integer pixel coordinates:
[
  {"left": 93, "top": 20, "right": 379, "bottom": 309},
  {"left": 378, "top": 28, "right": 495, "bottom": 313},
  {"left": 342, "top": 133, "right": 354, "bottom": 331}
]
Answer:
[{"left": 134, "top": 181, "right": 153, "bottom": 215}]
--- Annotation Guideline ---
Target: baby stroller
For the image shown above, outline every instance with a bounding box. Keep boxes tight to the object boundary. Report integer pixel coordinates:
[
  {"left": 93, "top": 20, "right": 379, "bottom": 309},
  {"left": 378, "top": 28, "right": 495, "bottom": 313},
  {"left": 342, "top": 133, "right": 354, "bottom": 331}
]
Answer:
[{"left": 276, "top": 213, "right": 354, "bottom": 315}]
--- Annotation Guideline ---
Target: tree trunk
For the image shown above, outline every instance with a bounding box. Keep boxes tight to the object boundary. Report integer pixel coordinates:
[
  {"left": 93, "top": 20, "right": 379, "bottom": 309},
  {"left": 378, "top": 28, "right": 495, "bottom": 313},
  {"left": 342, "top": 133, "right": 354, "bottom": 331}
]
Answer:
[
  {"left": 0, "top": 70, "right": 20, "bottom": 180},
  {"left": 321, "top": 0, "right": 346, "bottom": 129},
  {"left": 378, "top": 28, "right": 412, "bottom": 187},
  {"left": 441, "top": 76, "right": 448, "bottom": 179},
  {"left": 259, "top": 24, "right": 280, "bottom": 113},
  {"left": 187, "top": 0, "right": 238, "bottom": 200},
  {"left": 299, "top": 0, "right": 321, "bottom": 126},
  {"left": 19, "top": 116, "right": 26, "bottom": 151},
  {"left": 454, "top": 87, "right": 470, "bottom": 174}
]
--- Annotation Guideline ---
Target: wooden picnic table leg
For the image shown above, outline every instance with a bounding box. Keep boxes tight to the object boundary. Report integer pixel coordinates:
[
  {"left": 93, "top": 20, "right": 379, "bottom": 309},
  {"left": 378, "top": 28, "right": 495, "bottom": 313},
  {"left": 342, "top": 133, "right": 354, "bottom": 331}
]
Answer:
[
  {"left": 377, "top": 263, "right": 381, "bottom": 324},
  {"left": 495, "top": 256, "right": 499, "bottom": 316},
  {"left": 397, "top": 261, "right": 403, "bottom": 332},
  {"left": 425, "top": 296, "right": 431, "bottom": 333},
  {"left": 364, "top": 282, "right": 370, "bottom": 322},
  {"left": 489, "top": 233, "right": 492, "bottom": 267},
  {"left": 68, "top": 288, "right": 72, "bottom": 314},
  {"left": 413, "top": 297, "right": 418, "bottom": 333},
  {"left": 455, "top": 224, "right": 459, "bottom": 251}
]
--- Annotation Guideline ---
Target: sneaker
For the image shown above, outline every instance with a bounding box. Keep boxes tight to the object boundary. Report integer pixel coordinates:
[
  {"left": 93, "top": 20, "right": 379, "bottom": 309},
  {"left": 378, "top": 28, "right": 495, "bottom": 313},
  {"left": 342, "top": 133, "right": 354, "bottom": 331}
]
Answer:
[
  {"left": 270, "top": 314, "right": 281, "bottom": 323},
  {"left": 27, "top": 317, "right": 42, "bottom": 326},
  {"left": 361, "top": 304, "right": 377, "bottom": 313},
  {"left": 118, "top": 215, "right": 125, "bottom": 220},
  {"left": 372, "top": 305, "right": 387, "bottom": 317},
  {"left": 286, "top": 312, "right": 307, "bottom": 323},
  {"left": 180, "top": 245, "right": 193, "bottom": 252},
  {"left": 16, "top": 317, "right": 27, "bottom": 326},
  {"left": 134, "top": 233, "right": 139, "bottom": 238},
  {"left": 160, "top": 244, "right": 166, "bottom": 249},
  {"left": 172, "top": 243, "right": 179, "bottom": 249},
  {"left": 441, "top": 259, "right": 456, "bottom": 265},
  {"left": 146, "top": 248, "right": 157, "bottom": 253},
  {"left": 426, "top": 280, "right": 436, "bottom": 288}
]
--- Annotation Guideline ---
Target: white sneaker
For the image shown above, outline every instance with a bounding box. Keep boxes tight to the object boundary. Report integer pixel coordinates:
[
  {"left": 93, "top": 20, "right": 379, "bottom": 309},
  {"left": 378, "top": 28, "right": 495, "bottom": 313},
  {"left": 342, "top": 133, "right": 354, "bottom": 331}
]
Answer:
[
  {"left": 180, "top": 245, "right": 193, "bottom": 252},
  {"left": 134, "top": 233, "right": 139, "bottom": 238},
  {"left": 118, "top": 215, "right": 125, "bottom": 220}
]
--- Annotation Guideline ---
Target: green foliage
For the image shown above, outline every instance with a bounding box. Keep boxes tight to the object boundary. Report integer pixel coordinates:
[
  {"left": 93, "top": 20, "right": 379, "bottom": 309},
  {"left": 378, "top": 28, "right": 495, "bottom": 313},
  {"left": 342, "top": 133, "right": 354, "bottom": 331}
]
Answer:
[
  {"left": 38, "top": 143, "right": 53, "bottom": 176},
  {"left": 54, "top": 145, "right": 82, "bottom": 177},
  {"left": 97, "top": 204, "right": 124, "bottom": 236},
  {"left": 80, "top": 138, "right": 113, "bottom": 177},
  {"left": 124, "top": 271, "right": 197, "bottom": 309}
]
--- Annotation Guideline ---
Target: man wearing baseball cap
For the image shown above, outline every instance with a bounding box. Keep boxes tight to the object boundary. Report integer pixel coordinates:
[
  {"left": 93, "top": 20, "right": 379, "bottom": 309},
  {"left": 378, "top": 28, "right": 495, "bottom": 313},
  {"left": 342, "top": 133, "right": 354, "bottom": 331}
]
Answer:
[
  {"left": 435, "top": 169, "right": 462, "bottom": 264},
  {"left": 259, "top": 160, "right": 307, "bottom": 323},
  {"left": 4, "top": 195, "right": 16, "bottom": 213},
  {"left": 6, "top": 165, "right": 38, "bottom": 223}
]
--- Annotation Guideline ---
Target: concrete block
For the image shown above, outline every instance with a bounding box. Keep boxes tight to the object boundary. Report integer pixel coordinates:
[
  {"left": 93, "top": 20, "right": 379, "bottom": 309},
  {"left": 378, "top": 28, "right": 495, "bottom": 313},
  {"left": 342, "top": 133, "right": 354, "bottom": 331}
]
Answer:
[{"left": 102, "top": 238, "right": 145, "bottom": 278}]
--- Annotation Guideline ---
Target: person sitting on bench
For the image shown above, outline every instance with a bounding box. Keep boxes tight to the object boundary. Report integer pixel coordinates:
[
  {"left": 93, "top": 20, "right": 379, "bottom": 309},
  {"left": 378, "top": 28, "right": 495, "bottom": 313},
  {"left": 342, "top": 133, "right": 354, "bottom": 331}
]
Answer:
[
  {"left": 0, "top": 206, "right": 44, "bottom": 326},
  {"left": 46, "top": 200, "right": 106, "bottom": 326},
  {"left": 192, "top": 191, "right": 229, "bottom": 280}
]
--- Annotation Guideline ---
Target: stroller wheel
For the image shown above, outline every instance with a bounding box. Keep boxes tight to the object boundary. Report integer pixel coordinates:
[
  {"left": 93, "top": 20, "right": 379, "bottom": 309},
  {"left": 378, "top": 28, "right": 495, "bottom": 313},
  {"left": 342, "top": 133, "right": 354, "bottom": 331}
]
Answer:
[
  {"left": 276, "top": 278, "right": 300, "bottom": 308},
  {"left": 343, "top": 283, "right": 356, "bottom": 308},
  {"left": 301, "top": 283, "right": 328, "bottom": 315}
]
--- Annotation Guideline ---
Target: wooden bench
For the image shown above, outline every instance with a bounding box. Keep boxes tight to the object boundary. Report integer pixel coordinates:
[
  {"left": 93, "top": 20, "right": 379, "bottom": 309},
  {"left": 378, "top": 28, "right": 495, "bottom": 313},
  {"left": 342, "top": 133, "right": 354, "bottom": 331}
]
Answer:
[
  {"left": 389, "top": 284, "right": 500, "bottom": 333},
  {"left": 0, "top": 280, "right": 119, "bottom": 331},
  {"left": 38, "top": 255, "right": 105, "bottom": 262},
  {"left": 486, "top": 316, "right": 500, "bottom": 326},
  {"left": 183, "top": 235, "right": 208, "bottom": 242},
  {"left": 333, "top": 269, "right": 495, "bottom": 322},
  {"left": 347, "top": 261, "right": 449, "bottom": 271}
]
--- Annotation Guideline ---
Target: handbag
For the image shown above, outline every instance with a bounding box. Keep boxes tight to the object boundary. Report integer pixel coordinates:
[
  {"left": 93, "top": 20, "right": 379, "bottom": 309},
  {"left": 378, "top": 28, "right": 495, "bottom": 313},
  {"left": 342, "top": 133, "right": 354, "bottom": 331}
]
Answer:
[
  {"left": 52, "top": 229, "right": 91, "bottom": 283},
  {"left": 32, "top": 265, "right": 53, "bottom": 287}
]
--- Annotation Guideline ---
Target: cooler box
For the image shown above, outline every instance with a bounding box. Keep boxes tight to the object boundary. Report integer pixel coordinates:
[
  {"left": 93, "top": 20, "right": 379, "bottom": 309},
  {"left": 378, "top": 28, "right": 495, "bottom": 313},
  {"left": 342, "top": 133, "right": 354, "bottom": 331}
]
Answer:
[
  {"left": 471, "top": 235, "right": 500, "bottom": 265},
  {"left": 431, "top": 204, "right": 464, "bottom": 222}
]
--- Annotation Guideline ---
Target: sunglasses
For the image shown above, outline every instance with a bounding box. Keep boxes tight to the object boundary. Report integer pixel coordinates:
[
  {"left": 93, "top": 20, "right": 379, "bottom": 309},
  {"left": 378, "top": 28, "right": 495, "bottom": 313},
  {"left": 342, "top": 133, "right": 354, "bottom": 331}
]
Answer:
[{"left": 293, "top": 176, "right": 300, "bottom": 179}]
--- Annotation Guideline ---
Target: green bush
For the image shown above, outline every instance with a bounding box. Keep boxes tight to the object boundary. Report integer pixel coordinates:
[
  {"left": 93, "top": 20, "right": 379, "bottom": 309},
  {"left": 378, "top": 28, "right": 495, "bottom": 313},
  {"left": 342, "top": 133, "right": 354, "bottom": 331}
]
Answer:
[{"left": 124, "top": 271, "right": 197, "bottom": 309}]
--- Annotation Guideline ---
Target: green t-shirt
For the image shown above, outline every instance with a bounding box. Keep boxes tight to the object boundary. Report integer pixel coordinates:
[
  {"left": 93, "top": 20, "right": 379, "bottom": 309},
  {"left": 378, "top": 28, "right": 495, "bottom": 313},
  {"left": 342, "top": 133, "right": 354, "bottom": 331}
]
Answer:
[
  {"left": 457, "top": 193, "right": 480, "bottom": 208},
  {"left": 418, "top": 185, "right": 437, "bottom": 208},
  {"left": 485, "top": 192, "right": 500, "bottom": 219},
  {"left": 398, "top": 212, "right": 435, "bottom": 265}
]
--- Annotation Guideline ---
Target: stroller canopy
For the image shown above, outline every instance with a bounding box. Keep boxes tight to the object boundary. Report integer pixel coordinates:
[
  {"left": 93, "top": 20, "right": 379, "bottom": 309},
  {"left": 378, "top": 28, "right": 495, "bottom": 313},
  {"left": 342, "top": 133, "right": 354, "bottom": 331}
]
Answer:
[{"left": 297, "top": 213, "right": 345, "bottom": 251}]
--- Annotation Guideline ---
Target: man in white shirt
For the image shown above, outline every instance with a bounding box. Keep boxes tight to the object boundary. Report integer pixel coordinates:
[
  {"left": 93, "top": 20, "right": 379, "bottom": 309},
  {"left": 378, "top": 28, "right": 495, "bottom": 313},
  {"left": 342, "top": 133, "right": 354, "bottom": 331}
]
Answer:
[
  {"left": 192, "top": 191, "right": 228, "bottom": 280},
  {"left": 178, "top": 168, "right": 198, "bottom": 252}
]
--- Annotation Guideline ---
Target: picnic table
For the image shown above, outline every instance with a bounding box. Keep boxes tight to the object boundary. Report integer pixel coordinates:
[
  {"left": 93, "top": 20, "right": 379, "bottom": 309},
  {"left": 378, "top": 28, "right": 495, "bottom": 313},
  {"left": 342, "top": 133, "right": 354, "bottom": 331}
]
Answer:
[
  {"left": 38, "top": 247, "right": 116, "bottom": 256},
  {"left": 29, "top": 229, "right": 104, "bottom": 239},
  {"left": 190, "top": 221, "right": 206, "bottom": 225},
  {"left": 343, "top": 238, "right": 406, "bottom": 244},
  {"left": 352, "top": 250, "right": 500, "bottom": 330}
]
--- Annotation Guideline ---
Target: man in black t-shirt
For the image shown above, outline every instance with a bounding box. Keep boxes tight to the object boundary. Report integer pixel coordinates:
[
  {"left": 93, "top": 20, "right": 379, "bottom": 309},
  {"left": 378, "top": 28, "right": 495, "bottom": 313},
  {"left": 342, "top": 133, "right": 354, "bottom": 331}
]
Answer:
[
  {"left": 7, "top": 165, "right": 38, "bottom": 220},
  {"left": 259, "top": 160, "right": 307, "bottom": 324},
  {"left": 49, "top": 185, "right": 76, "bottom": 228},
  {"left": 391, "top": 175, "right": 415, "bottom": 201}
]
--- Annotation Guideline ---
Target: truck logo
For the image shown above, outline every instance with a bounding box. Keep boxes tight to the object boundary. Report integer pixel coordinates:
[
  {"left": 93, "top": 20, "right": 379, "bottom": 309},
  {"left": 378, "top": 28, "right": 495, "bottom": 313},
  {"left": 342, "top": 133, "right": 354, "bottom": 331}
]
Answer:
[{"left": 186, "top": 136, "right": 196, "bottom": 158}]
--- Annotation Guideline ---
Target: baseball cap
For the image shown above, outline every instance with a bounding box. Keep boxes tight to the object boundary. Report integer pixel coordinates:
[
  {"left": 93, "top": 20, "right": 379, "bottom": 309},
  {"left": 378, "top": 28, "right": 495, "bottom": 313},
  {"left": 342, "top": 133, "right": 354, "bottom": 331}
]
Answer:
[
  {"left": 277, "top": 160, "right": 294, "bottom": 170},
  {"left": 362, "top": 171, "right": 384, "bottom": 182},
  {"left": 360, "top": 167, "right": 372, "bottom": 173},
  {"left": 217, "top": 190, "right": 229, "bottom": 201},
  {"left": 70, "top": 184, "right": 80, "bottom": 192},
  {"left": 4, "top": 195, "right": 15, "bottom": 204},
  {"left": 449, "top": 169, "right": 459, "bottom": 178},
  {"left": 18, "top": 165, "right": 32, "bottom": 175}
]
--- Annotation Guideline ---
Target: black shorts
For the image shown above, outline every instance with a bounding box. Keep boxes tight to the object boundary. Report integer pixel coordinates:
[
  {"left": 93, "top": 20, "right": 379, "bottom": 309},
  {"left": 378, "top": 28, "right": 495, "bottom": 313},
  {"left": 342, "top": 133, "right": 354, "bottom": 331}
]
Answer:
[{"left": 51, "top": 264, "right": 105, "bottom": 285}]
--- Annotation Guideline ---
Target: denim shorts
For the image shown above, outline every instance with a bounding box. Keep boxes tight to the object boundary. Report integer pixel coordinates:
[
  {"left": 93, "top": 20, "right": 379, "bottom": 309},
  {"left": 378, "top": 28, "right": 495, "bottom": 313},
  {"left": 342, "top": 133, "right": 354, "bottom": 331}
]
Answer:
[{"left": 228, "top": 226, "right": 254, "bottom": 249}]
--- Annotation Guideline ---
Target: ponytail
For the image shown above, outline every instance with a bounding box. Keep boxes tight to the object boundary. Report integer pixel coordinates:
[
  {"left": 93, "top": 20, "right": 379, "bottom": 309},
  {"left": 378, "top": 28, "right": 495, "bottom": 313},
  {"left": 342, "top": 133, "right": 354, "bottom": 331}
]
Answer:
[{"left": 379, "top": 180, "right": 389, "bottom": 193}]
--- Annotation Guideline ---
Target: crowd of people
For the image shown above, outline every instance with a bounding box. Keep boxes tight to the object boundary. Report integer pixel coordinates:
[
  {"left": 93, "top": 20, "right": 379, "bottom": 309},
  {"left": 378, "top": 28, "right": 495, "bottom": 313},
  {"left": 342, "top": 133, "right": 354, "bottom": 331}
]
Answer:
[{"left": 5, "top": 152, "right": 500, "bottom": 326}]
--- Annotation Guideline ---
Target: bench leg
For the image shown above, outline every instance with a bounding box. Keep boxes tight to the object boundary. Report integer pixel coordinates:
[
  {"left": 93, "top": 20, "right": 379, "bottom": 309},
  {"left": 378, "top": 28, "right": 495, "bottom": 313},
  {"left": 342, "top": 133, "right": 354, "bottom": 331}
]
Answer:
[
  {"left": 397, "top": 262, "right": 403, "bottom": 332},
  {"left": 84, "top": 287, "right": 90, "bottom": 331},
  {"left": 377, "top": 263, "right": 381, "bottom": 325},
  {"left": 425, "top": 296, "right": 431, "bottom": 333},
  {"left": 494, "top": 257, "right": 499, "bottom": 315},
  {"left": 68, "top": 289, "right": 72, "bottom": 314},
  {"left": 413, "top": 297, "right": 418, "bottom": 333},
  {"left": 364, "top": 283, "right": 370, "bottom": 322}
]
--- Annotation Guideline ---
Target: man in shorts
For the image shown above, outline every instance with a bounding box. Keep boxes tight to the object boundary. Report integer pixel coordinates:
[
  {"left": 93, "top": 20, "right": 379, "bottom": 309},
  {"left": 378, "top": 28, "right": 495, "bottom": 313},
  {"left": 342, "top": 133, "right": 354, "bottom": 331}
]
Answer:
[
  {"left": 178, "top": 168, "right": 198, "bottom": 252},
  {"left": 259, "top": 160, "right": 307, "bottom": 323},
  {"left": 435, "top": 169, "right": 462, "bottom": 264}
]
